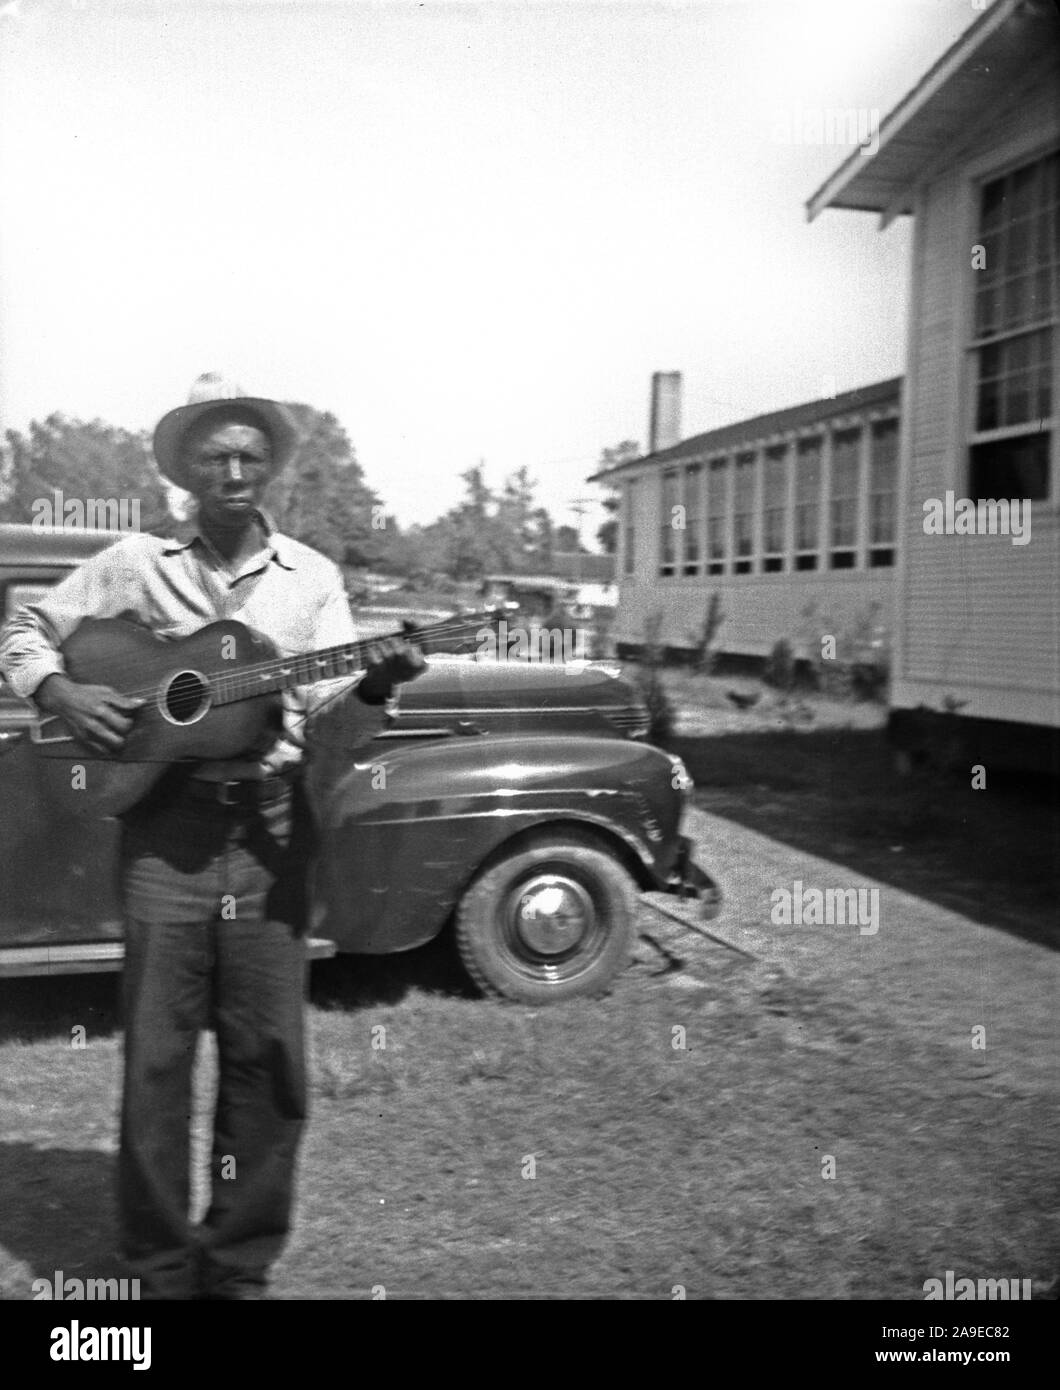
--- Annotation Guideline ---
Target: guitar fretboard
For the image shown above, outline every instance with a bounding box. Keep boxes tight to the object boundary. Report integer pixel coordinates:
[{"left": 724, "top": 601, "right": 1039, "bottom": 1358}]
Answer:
[{"left": 206, "top": 615, "right": 486, "bottom": 706}]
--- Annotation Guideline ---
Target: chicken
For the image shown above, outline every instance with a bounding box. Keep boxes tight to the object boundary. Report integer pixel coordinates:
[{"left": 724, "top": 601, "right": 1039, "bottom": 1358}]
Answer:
[{"left": 726, "top": 688, "right": 762, "bottom": 711}]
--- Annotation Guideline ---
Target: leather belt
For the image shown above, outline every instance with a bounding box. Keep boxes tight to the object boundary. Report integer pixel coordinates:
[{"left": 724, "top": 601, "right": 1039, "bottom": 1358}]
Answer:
[{"left": 183, "top": 775, "right": 296, "bottom": 809}]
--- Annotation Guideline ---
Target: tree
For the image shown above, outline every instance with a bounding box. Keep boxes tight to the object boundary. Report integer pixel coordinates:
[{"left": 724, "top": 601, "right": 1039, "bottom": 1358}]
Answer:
[
  {"left": 416, "top": 464, "right": 558, "bottom": 582},
  {"left": 495, "top": 466, "right": 535, "bottom": 564},
  {"left": 372, "top": 523, "right": 447, "bottom": 583},
  {"left": 446, "top": 463, "right": 503, "bottom": 580},
  {"left": 529, "top": 507, "right": 554, "bottom": 568},
  {"left": 592, "top": 439, "right": 639, "bottom": 556},
  {"left": 0, "top": 414, "right": 172, "bottom": 531},
  {"left": 495, "top": 466, "right": 555, "bottom": 569},
  {"left": 598, "top": 439, "right": 641, "bottom": 472},
  {"left": 554, "top": 524, "right": 584, "bottom": 553},
  {"left": 264, "top": 403, "right": 384, "bottom": 565}
]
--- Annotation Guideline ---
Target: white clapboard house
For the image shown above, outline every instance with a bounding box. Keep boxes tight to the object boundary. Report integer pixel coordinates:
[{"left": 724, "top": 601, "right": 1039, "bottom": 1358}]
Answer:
[{"left": 809, "top": 0, "right": 1059, "bottom": 769}]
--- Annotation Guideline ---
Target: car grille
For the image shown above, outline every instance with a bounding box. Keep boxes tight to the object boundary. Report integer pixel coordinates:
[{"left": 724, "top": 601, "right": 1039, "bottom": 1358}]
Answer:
[{"left": 606, "top": 704, "right": 651, "bottom": 739}]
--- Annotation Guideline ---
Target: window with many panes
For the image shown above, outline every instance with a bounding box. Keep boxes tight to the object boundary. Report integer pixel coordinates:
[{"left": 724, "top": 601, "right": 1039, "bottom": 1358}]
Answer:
[
  {"left": 659, "top": 470, "right": 679, "bottom": 576},
  {"left": 829, "top": 428, "right": 860, "bottom": 569},
  {"left": 869, "top": 420, "right": 897, "bottom": 566},
  {"left": 707, "top": 457, "right": 728, "bottom": 574},
  {"left": 683, "top": 463, "right": 702, "bottom": 575},
  {"left": 969, "top": 149, "right": 1058, "bottom": 500},
  {"left": 762, "top": 443, "right": 788, "bottom": 572},
  {"left": 795, "top": 437, "right": 822, "bottom": 569},
  {"left": 733, "top": 452, "right": 756, "bottom": 574},
  {"left": 623, "top": 479, "right": 636, "bottom": 577}
]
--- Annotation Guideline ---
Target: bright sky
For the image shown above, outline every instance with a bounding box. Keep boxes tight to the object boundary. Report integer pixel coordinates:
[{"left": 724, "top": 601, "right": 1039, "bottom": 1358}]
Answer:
[{"left": 0, "top": 0, "right": 983, "bottom": 534}]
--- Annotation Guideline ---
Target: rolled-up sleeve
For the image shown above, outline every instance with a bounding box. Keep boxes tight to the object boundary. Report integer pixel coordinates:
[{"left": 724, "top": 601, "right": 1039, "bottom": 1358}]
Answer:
[
  {"left": 301, "top": 562, "right": 393, "bottom": 763},
  {"left": 304, "top": 563, "right": 361, "bottom": 716},
  {"left": 0, "top": 538, "right": 143, "bottom": 700}
]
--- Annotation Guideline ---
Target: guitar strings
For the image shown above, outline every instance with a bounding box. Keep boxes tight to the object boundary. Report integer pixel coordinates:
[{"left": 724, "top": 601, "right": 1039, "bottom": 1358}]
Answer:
[
  {"left": 106, "top": 616, "right": 487, "bottom": 704},
  {"left": 204, "top": 619, "right": 485, "bottom": 705},
  {"left": 37, "top": 640, "right": 429, "bottom": 762},
  {"left": 209, "top": 617, "right": 485, "bottom": 688},
  {"left": 125, "top": 617, "right": 483, "bottom": 696}
]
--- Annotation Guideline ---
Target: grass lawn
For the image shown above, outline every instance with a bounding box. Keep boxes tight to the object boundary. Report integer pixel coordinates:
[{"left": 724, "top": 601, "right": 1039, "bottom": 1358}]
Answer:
[{"left": 1, "top": 935, "right": 1056, "bottom": 1298}]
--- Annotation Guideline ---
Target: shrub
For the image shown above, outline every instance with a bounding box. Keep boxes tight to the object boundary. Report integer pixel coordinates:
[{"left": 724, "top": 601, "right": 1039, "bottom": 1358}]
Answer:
[
  {"left": 850, "top": 654, "right": 890, "bottom": 703},
  {"left": 635, "top": 610, "right": 675, "bottom": 743},
  {"left": 641, "top": 609, "right": 666, "bottom": 668},
  {"left": 687, "top": 592, "right": 725, "bottom": 675},
  {"left": 844, "top": 601, "right": 891, "bottom": 703},
  {"left": 763, "top": 639, "right": 796, "bottom": 693},
  {"left": 634, "top": 664, "right": 676, "bottom": 745}
]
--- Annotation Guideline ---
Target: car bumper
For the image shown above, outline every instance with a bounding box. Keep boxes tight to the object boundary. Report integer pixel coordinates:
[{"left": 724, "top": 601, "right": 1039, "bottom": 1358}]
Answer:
[{"left": 658, "top": 835, "right": 722, "bottom": 919}]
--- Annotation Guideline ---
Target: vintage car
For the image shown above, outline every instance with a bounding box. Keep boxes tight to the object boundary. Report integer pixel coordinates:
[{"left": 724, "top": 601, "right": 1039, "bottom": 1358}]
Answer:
[{"left": 0, "top": 522, "right": 719, "bottom": 1002}]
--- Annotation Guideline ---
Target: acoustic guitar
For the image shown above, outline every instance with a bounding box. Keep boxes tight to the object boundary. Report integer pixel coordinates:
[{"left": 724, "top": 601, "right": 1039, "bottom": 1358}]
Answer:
[{"left": 30, "top": 611, "right": 490, "bottom": 818}]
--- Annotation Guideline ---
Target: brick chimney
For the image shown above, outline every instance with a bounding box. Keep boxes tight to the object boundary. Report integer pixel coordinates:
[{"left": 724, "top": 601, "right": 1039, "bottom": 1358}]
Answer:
[{"left": 649, "top": 371, "right": 682, "bottom": 454}]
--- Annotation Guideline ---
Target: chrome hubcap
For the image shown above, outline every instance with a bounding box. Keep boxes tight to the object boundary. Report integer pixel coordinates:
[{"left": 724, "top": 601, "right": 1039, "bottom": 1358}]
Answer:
[{"left": 513, "top": 874, "right": 594, "bottom": 956}]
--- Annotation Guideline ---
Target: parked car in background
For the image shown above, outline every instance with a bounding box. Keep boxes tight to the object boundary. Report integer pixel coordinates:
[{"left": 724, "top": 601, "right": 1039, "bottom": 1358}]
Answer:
[{"left": 0, "top": 523, "right": 719, "bottom": 1001}]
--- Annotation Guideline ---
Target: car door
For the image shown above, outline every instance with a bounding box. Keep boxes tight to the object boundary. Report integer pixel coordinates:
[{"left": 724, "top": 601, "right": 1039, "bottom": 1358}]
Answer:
[{"left": 0, "top": 567, "right": 125, "bottom": 956}]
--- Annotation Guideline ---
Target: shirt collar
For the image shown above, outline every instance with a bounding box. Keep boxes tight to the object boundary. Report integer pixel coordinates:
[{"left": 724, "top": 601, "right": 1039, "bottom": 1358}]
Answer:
[{"left": 160, "top": 508, "right": 297, "bottom": 570}]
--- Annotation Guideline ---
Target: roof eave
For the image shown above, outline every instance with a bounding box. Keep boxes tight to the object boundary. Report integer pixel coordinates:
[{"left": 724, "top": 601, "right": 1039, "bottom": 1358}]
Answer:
[{"left": 805, "top": 0, "right": 1023, "bottom": 221}]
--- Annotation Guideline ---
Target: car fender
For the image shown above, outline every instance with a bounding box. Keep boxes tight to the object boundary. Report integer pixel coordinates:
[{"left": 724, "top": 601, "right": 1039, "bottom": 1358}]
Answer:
[{"left": 308, "top": 733, "right": 682, "bottom": 953}]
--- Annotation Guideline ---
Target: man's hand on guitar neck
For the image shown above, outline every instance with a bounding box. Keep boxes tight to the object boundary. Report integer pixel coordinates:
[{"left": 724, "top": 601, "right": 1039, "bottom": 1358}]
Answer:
[
  {"left": 356, "top": 635, "right": 426, "bottom": 705},
  {"left": 35, "top": 673, "right": 145, "bottom": 754}
]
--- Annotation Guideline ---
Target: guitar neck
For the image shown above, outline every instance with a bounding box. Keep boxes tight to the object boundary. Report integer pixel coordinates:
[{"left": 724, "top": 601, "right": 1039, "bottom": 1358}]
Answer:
[{"left": 208, "top": 615, "right": 486, "bottom": 706}]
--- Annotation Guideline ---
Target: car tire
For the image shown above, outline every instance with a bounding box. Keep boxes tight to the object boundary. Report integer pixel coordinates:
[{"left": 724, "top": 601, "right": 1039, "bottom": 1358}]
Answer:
[{"left": 455, "top": 828, "right": 638, "bottom": 1003}]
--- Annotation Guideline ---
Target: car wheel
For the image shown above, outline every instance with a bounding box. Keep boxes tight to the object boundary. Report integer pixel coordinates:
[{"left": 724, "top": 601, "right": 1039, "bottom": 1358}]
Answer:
[{"left": 455, "top": 829, "right": 638, "bottom": 1003}]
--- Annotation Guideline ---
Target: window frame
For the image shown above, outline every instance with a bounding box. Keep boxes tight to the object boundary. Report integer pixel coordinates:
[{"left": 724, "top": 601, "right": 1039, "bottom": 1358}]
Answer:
[
  {"left": 659, "top": 468, "right": 680, "bottom": 578},
  {"left": 761, "top": 442, "right": 789, "bottom": 573},
  {"left": 706, "top": 455, "right": 729, "bottom": 576},
  {"left": 794, "top": 434, "right": 823, "bottom": 571},
  {"left": 682, "top": 461, "right": 703, "bottom": 576},
  {"left": 828, "top": 426, "right": 861, "bottom": 569},
  {"left": 963, "top": 141, "right": 1059, "bottom": 507},
  {"left": 868, "top": 416, "right": 899, "bottom": 568},
  {"left": 732, "top": 450, "right": 756, "bottom": 575}
]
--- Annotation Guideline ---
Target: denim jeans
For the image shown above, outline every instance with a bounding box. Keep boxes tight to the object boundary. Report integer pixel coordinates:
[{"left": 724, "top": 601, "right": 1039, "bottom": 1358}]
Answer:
[{"left": 117, "top": 780, "right": 312, "bottom": 1299}]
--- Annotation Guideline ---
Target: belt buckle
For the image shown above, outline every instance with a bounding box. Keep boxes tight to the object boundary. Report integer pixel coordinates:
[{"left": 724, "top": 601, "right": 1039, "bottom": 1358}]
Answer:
[{"left": 217, "top": 780, "right": 243, "bottom": 807}]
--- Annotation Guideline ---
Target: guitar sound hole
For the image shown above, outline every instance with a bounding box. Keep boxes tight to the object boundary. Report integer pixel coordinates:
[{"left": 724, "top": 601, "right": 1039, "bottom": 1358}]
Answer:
[{"left": 162, "top": 670, "right": 210, "bottom": 725}]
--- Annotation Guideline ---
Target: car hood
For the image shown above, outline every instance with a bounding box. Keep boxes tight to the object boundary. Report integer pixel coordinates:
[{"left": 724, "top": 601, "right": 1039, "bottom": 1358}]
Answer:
[{"left": 390, "top": 657, "right": 649, "bottom": 740}]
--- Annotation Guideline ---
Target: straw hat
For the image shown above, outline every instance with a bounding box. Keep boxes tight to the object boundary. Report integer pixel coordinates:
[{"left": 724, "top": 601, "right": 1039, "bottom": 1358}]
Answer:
[{"left": 152, "top": 371, "right": 300, "bottom": 488}]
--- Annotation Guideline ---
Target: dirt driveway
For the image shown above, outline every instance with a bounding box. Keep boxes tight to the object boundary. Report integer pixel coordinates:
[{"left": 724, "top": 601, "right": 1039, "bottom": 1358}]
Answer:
[{"left": 669, "top": 806, "right": 1059, "bottom": 1101}]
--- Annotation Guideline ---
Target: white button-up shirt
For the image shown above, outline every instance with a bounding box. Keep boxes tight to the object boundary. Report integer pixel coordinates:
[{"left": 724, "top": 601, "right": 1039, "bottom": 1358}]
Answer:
[{"left": 0, "top": 515, "right": 362, "bottom": 777}]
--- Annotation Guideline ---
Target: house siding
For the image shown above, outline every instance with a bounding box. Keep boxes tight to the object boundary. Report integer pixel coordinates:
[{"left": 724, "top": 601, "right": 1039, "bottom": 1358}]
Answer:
[
  {"left": 893, "top": 59, "right": 1060, "bottom": 727},
  {"left": 617, "top": 566, "right": 892, "bottom": 660}
]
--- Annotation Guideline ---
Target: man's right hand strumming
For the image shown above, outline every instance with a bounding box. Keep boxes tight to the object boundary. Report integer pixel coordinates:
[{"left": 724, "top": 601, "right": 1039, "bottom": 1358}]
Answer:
[{"left": 35, "top": 674, "right": 144, "bottom": 753}]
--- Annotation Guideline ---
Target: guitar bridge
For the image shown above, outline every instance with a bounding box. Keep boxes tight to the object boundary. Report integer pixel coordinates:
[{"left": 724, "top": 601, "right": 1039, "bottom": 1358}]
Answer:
[{"left": 30, "top": 715, "right": 76, "bottom": 745}]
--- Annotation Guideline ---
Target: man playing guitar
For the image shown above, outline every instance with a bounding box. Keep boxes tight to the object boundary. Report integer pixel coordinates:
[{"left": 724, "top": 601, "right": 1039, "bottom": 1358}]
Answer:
[{"left": 0, "top": 372, "right": 425, "bottom": 1299}]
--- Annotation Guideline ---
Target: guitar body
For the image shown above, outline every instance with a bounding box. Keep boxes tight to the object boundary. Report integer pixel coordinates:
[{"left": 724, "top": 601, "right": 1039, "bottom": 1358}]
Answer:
[
  {"left": 29, "top": 607, "right": 487, "bottom": 820},
  {"left": 35, "top": 618, "right": 283, "bottom": 819}
]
